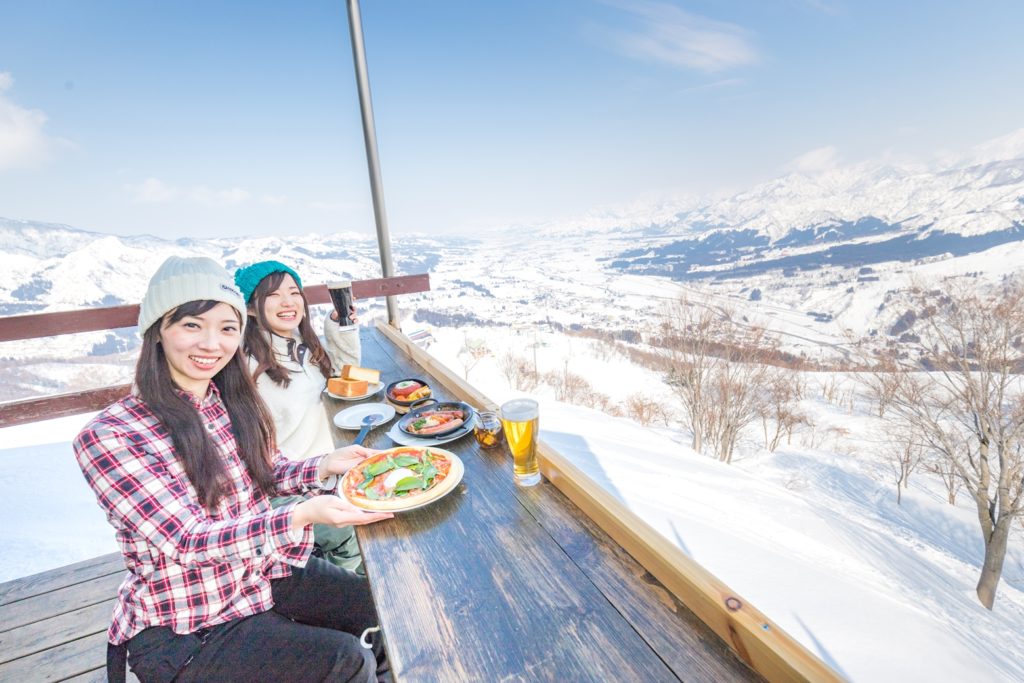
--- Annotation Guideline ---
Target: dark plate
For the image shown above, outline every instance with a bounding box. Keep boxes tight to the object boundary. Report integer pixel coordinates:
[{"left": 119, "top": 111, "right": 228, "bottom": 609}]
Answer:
[
  {"left": 385, "top": 378, "right": 432, "bottom": 409},
  {"left": 397, "top": 400, "right": 476, "bottom": 438}
]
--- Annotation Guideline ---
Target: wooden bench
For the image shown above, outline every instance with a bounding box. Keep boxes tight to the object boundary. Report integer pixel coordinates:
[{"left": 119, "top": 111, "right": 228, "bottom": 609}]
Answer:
[{"left": 0, "top": 553, "right": 133, "bottom": 682}]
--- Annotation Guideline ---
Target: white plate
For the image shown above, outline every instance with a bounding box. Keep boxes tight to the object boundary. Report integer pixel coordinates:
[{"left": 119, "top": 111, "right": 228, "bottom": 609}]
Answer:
[
  {"left": 341, "top": 447, "right": 464, "bottom": 512},
  {"left": 324, "top": 382, "right": 384, "bottom": 401},
  {"left": 333, "top": 403, "right": 396, "bottom": 430}
]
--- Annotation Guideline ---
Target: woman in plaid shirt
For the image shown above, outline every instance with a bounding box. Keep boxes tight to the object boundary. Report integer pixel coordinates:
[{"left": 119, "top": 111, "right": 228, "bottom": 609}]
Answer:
[{"left": 74, "top": 256, "right": 393, "bottom": 683}]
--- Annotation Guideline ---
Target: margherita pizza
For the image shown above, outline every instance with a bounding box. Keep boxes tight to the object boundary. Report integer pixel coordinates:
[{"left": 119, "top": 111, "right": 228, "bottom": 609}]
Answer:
[{"left": 341, "top": 446, "right": 463, "bottom": 512}]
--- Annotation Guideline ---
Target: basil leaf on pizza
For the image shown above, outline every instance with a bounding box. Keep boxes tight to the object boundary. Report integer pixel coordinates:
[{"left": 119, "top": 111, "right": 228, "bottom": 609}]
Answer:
[{"left": 341, "top": 447, "right": 462, "bottom": 511}]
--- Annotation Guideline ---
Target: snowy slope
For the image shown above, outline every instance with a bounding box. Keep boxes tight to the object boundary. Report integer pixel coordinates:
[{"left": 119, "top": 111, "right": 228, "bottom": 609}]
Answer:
[{"left": 5, "top": 381, "right": 1021, "bottom": 682}]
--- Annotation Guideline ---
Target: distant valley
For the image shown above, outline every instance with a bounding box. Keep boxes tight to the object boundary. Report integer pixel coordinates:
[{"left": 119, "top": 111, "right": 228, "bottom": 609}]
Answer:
[{"left": 2, "top": 129, "right": 1024, "bottom": 400}]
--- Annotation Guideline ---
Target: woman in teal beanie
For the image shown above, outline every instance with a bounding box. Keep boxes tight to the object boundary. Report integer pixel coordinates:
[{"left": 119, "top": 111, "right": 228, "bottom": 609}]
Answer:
[{"left": 235, "top": 260, "right": 365, "bottom": 573}]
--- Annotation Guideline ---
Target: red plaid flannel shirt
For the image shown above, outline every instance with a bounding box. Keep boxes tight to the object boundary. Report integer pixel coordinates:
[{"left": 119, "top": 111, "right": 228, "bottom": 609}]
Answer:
[{"left": 74, "top": 384, "right": 334, "bottom": 644}]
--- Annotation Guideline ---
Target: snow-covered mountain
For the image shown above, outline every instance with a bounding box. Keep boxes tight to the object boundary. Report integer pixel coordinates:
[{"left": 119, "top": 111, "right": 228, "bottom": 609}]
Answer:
[
  {"left": 0, "top": 224, "right": 461, "bottom": 399},
  {"left": 0, "top": 224, "right": 448, "bottom": 317},
  {"left": 681, "top": 154, "right": 1024, "bottom": 240},
  {"left": 3, "top": 128, "right": 1024, "bottom": 397},
  {"left": 525, "top": 134, "right": 1021, "bottom": 243},
  {"left": 596, "top": 132, "right": 1024, "bottom": 283},
  {"left": 4, "top": 130, "right": 1024, "bottom": 682}
]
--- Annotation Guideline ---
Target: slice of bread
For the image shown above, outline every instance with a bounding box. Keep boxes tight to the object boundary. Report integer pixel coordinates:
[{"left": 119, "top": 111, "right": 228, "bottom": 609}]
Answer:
[
  {"left": 341, "top": 365, "right": 381, "bottom": 383},
  {"left": 328, "top": 377, "right": 369, "bottom": 397}
]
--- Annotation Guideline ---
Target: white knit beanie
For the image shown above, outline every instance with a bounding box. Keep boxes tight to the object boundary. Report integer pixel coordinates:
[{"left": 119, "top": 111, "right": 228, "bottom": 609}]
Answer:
[{"left": 138, "top": 256, "right": 247, "bottom": 335}]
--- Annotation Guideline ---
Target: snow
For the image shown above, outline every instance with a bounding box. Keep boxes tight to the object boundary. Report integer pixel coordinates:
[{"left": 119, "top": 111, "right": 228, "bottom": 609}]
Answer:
[
  {"left": 0, "top": 412, "right": 116, "bottom": 581},
  {"left": 423, "top": 329, "right": 1024, "bottom": 683},
  {"left": 4, "top": 326, "right": 1024, "bottom": 681},
  {"left": 4, "top": 126, "right": 1024, "bottom": 681}
]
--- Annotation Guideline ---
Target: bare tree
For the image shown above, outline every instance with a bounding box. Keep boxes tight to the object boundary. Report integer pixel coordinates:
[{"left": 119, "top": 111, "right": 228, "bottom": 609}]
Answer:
[
  {"left": 821, "top": 375, "right": 844, "bottom": 404},
  {"left": 703, "top": 330, "right": 775, "bottom": 463},
  {"left": 498, "top": 349, "right": 525, "bottom": 389},
  {"left": 589, "top": 390, "right": 620, "bottom": 417},
  {"left": 624, "top": 393, "right": 664, "bottom": 426},
  {"left": 859, "top": 351, "right": 904, "bottom": 418},
  {"left": 886, "top": 280, "right": 1024, "bottom": 609},
  {"left": 924, "top": 453, "right": 962, "bottom": 505},
  {"left": 760, "top": 368, "right": 808, "bottom": 452},
  {"left": 661, "top": 299, "right": 719, "bottom": 452},
  {"left": 658, "top": 299, "right": 779, "bottom": 463},
  {"left": 884, "top": 427, "right": 922, "bottom": 505},
  {"left": 546, "top": 363, "right": 591, "bottom": 404},
  {"left": 515, "top": 357, "right": 539, "bottom": 392}
]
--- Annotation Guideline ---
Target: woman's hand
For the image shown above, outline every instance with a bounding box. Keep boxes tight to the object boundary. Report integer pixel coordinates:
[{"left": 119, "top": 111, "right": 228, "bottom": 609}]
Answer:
[
  {"left": 329, "top": 306, "right": 359, "bottom": 325},
  {"left": 292, "top": 495, "right": 392, "bottom": 532},
  {"left": 317, "top": 444, "right": 378, "bottom": 480}
]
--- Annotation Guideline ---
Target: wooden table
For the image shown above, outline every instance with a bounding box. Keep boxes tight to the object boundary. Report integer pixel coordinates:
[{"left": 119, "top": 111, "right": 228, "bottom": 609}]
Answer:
[{"left": 327, "top": 328, "right": 762, "bottom": 683}]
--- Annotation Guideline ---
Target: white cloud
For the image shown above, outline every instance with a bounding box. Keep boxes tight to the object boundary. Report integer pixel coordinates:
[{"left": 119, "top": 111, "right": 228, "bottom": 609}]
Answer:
[
  {"left": 125, "top": 177, "right": 179, "bottom": 203},
  {"left": 786, "top": 146, "right": 842, "bottom": 174},
  {"left": 0, "top": 71, "right": 70, "bottom": 172},
  {"left": 595, "top": 1, "right": 758, "bottom": 72},
  {"left": 124, "top": 179, "right": 252, "bottom": 206},
  {"left": 798, "top": 0, "right": 844, "bottom": 16},
  {"left": 679, "top": 77, "right": 745, "bottom": 94},
  {"left": 260, "top": 194, "right": 287, "bottom": 206},
  {"left": 189, "top": 186, "right": 250, "bottom": 206},
  {"left": 309, "top": 201, "right": 347, "bottom": 211}
]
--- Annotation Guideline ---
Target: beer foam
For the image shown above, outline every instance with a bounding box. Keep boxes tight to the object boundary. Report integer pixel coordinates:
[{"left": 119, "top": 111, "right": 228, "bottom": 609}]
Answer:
[{"left": 500, "top": 398, "right": 538, "bottom": 421}]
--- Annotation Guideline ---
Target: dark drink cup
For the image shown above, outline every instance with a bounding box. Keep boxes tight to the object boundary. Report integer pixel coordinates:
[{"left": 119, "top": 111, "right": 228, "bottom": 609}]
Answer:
[{"left": 327, "top": 280, "right": 354, "bottom": 326}]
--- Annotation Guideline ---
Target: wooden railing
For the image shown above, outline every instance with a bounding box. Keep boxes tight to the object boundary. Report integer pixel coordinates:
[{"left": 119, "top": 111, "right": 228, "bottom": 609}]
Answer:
[{"left": 0, "top": 274, "right": 430, "bottom": 428}]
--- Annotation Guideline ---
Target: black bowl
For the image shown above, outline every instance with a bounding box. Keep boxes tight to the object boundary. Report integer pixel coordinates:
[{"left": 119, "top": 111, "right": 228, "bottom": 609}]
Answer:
[
  {"left": 385, "top": 378, "right": 432, "bottom": 413},
  {"left": 397, "top": 400, "right": 475, "bottom": 438}
]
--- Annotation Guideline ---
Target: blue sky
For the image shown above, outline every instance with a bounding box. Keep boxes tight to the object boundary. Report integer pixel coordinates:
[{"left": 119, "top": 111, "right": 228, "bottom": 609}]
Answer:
[{"left": 1, "top": 0, "right": 1023, "bottom": 238}]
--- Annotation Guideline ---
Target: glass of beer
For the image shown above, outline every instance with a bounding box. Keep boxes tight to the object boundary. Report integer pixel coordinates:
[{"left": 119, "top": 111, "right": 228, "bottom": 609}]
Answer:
[
  {"left": 500, "top": 398, "right": 540, "bottom": 486},
  {"left": 327, "top": 280, "right": 354, "bottom": 327}
]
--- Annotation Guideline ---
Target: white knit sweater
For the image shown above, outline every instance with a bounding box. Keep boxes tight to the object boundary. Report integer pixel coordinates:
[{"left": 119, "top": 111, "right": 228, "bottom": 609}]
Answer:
[{"left": 251, "top": 319, "right": 361, "bottom": 461}]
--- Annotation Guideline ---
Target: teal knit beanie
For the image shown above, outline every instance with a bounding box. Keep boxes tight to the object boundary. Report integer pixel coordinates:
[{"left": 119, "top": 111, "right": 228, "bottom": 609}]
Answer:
[{"left": 234, "top": 260, "right": 303, "bottom": 304}]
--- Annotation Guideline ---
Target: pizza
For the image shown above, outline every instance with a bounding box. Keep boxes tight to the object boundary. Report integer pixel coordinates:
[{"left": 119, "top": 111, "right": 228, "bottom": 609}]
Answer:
[{"left": 341, "top": 446, "right": 462, "bottom": 511}]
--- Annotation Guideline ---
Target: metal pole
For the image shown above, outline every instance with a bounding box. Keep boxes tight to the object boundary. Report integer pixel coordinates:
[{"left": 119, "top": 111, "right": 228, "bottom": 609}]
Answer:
[{"left": 346, "top": 0, "right": 400, "bottom": 328}]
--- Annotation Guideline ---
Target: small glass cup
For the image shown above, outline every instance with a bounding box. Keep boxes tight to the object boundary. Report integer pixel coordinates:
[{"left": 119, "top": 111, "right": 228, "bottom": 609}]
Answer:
[{"left": 474, "top": 411, "right": 504, "bottom": 449}]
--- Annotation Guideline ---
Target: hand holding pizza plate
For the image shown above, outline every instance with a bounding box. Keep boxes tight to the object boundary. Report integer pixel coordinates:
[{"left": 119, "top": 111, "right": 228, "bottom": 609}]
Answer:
[{"left": 341, "top": 446, "right": 464, "bottom": 512}]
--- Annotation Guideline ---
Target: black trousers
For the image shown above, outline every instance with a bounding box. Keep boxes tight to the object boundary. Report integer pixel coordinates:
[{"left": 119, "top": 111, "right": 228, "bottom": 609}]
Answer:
[{"left": 125, "top": 557, "right": 388, "bottom": 683}]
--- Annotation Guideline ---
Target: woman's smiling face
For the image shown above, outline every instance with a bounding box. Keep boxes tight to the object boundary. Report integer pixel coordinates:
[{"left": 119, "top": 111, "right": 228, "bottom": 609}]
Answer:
[
  {"left": 159, "top": 302, "right": 242, "bottom": 396},
  {"left": 261, "top": 273, "right": 305, "bottom": 337}
]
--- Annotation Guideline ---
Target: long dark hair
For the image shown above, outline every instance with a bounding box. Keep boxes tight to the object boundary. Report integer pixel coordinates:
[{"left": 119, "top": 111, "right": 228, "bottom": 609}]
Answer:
[
  {"left": 136, "top": 300, "right": 277, "bottom": 510},
  {"left": 243, "top": 270, "right": 332, "bottom": 385}
]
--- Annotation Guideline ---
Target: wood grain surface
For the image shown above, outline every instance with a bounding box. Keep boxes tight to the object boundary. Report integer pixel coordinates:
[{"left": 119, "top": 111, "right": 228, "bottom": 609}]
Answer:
[
  {"left": 374, "top": 323, "right": 843, "bottom": 683},
  {"left": 323, "top": 327, "right": 763, "bottom": 683},
  {"left": 0, "top": 553, "right": 132, "bottom": 682}
]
